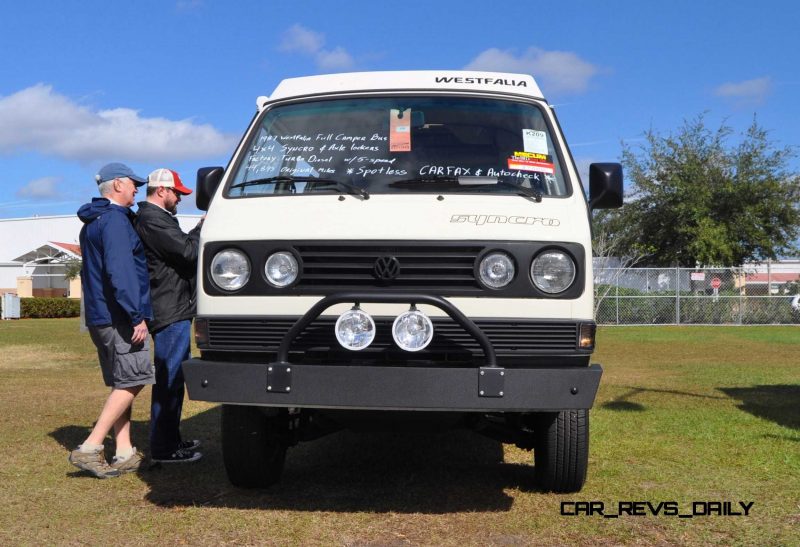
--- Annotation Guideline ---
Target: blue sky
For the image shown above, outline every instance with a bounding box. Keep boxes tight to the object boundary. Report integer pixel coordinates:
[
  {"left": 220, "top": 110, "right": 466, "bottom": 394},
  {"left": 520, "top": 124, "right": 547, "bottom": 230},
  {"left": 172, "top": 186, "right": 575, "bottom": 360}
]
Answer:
[{"left": 1, "top": 0, "right": 798, "bottom": 218}]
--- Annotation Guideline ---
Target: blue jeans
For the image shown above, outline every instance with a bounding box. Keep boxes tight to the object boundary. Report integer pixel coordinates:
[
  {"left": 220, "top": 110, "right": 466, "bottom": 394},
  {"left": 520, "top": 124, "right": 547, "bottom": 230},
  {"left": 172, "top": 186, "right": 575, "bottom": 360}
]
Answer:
[{"left": 150, "top": 320, "right": 191, "bottom": 457}]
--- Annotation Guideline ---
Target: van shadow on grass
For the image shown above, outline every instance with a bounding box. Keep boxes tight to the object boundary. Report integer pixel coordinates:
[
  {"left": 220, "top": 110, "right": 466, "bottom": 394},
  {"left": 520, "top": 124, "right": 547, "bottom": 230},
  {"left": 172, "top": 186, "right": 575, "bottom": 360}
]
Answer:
[
  {"left": 601, "top": 386, "right": 728, "bottom": 412},
  {"left": 719, "top": 384, "right": 800, "bottom": 432},
  {"left": 53, "top": 406, "right": 540, "bottom": 513}
]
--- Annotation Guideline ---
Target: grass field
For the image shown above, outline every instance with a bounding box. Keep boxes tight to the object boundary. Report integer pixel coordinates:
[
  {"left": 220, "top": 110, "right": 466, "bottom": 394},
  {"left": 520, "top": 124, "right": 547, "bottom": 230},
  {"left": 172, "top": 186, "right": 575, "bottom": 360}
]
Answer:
[{"left": 0, "top": 319, "right": 797, "bottom": 546}]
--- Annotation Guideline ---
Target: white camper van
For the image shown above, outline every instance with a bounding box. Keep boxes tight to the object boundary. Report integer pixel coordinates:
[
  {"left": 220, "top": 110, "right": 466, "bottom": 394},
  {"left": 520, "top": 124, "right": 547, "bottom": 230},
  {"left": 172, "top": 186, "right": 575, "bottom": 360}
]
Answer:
[{"left": 183, "top": 71, "right": 623, "bottom": 493}]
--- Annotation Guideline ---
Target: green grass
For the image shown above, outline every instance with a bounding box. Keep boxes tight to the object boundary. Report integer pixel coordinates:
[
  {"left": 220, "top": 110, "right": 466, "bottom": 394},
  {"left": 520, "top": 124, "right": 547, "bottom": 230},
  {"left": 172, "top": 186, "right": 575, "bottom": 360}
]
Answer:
[{"left": 0, "top": 319, "right": 797, "bottom": 545}]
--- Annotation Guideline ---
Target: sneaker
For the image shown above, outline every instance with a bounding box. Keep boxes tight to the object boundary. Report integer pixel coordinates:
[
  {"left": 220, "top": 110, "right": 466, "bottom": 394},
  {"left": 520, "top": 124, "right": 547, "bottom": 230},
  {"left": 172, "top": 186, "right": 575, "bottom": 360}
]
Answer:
[
  {"left": 178, "top": 439, "right": 201, "bottom": 451},
  {"left": 151, "top": 447, "right": 202, "bottom": 464},
  {"left": 68, "top": 447, "right": 121, "bottom": 479},
  {"left": 111, "top": 450, "right": 144, "bottom": 474}
]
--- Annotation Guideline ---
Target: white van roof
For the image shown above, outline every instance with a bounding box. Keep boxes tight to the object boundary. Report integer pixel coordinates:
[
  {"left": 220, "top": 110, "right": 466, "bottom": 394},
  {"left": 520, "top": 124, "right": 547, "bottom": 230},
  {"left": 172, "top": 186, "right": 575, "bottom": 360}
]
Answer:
[{"left": 264, "top": 71, "right": 543, "bottom": 107}]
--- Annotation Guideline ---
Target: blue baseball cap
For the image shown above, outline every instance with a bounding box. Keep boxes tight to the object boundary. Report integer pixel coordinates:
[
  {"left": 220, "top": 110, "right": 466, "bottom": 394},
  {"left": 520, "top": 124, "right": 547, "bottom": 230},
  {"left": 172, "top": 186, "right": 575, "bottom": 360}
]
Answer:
[{"left": 94, "top": 162, "right": 147, "bottom": 186}]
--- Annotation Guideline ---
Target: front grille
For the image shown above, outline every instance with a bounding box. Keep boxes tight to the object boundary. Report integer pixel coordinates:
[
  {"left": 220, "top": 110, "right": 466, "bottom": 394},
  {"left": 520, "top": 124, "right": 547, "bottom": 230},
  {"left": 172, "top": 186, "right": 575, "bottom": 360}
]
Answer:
[
  {"left": 202, "top": 240, "right": 587, "bottom": 299},
  {"left": 295, "top": 244, "right": 483, "bottom": 291},
  {"left": 205, "top": 317, "right": 580, "bottom": 358}
]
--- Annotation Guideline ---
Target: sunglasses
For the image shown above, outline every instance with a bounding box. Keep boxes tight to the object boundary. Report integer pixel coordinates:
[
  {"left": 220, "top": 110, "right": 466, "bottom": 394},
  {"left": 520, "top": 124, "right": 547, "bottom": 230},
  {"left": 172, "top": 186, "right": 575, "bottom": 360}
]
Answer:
[{"left": 161, "top": 186, "right": 181, "bottom": 196}]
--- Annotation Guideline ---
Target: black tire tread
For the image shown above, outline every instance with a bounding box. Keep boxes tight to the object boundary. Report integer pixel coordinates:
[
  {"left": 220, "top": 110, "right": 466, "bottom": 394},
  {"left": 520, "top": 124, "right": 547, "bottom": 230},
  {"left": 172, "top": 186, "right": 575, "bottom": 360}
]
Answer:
[
  {"left": 221, "top": 405, "right": 288, "bottom": 488},
  {"left": 533, "top": 409, "right": 589, "bottom": 493}
]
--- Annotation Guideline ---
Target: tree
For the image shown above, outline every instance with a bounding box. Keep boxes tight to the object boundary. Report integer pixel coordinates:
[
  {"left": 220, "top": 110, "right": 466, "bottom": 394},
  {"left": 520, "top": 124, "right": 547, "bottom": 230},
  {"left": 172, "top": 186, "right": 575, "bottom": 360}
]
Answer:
[
  {"left": 595, "top": 114, "right": 800, "bottom": 267},
  {"left": 591, "top": 224, "right": 647, "bottom": 316},
  {"left": 63, "top": 258, "right": 82, "bottom": 281}
]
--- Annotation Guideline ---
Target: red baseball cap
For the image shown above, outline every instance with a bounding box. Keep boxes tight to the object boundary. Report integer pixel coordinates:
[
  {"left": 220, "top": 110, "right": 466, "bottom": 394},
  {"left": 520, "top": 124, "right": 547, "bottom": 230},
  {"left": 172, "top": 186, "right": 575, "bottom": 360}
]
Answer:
[{"left": 147, "top": 168, "right": 193, "bottom": 195}]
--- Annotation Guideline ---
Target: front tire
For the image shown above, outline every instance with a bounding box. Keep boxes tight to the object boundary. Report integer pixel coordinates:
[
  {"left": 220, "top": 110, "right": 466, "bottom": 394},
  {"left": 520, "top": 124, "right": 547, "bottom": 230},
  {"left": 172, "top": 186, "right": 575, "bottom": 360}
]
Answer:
[
  {"left": 221, "top": 405, "right": 288, "bottom": 488},
  {"left": 533, "top": 409, "right": 589, "bottom": 493}
]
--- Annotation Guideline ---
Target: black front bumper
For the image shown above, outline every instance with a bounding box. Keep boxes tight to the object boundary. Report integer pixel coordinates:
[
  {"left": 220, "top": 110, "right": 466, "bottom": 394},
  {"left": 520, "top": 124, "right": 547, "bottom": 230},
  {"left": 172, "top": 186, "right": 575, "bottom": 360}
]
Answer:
[
  {"left": 183, "top": 360, "right": 602, "bottom": 412},
  {"left": 185, "top": 291, "right": 601, "bottom": 412}
]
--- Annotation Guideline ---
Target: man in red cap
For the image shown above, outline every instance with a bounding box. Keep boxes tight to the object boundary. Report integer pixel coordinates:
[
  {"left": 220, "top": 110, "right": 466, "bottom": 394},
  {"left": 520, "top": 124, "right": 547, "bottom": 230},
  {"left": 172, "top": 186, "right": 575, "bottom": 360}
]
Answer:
[{"left": 134, "top": 168, "right": 204, "bottom": 463}]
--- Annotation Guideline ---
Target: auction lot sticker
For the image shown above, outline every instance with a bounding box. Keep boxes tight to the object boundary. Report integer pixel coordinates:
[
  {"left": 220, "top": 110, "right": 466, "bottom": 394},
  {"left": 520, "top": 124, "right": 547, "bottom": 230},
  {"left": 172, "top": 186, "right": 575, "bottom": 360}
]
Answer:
[
  {"left": 522, "top": 129, "right": 548, "bottom": 154},
  {"left": 508, "top": 153, "right": 554, "bottom": 174}
]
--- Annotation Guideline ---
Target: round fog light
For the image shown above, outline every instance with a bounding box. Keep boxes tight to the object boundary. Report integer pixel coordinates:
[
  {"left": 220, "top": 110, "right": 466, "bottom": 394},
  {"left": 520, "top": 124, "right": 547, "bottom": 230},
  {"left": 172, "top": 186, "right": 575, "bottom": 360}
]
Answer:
[
  {"left": 335, "top": 308, "right": 376, "bottom": 351},
  {"left": 392, "top": 309, "right": 434, "bottom": 352}
]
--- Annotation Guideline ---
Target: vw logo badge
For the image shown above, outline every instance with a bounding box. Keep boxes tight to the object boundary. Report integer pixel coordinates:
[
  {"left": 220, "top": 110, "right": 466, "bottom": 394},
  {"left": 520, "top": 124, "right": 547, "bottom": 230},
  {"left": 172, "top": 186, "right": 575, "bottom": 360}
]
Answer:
[{"left": 373, "top": 256, "right": 400, "bottom": 281}]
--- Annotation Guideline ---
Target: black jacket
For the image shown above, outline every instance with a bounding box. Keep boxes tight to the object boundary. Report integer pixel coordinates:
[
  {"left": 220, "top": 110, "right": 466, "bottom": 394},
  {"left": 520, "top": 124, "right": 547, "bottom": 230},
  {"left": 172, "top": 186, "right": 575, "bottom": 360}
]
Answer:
[{"left": 134, "top": 201, "right": 203, "bottom": 333}]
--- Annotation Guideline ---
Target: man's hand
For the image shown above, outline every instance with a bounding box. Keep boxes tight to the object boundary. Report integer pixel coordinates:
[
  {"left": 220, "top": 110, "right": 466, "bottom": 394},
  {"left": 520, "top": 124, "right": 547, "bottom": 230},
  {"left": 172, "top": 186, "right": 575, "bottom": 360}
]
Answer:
[{"left": 131, "top": 321, "right": 149, "bottom": 345}]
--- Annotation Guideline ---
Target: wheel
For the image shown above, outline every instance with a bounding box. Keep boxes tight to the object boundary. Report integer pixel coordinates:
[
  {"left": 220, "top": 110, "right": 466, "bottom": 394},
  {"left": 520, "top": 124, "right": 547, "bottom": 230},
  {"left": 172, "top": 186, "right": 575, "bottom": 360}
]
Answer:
[
  {"left": 533, "top": 409, "right": 589, "bottom": 493},
  {"left": 221, "top": 405, "right": 288, "bottom": 488}
]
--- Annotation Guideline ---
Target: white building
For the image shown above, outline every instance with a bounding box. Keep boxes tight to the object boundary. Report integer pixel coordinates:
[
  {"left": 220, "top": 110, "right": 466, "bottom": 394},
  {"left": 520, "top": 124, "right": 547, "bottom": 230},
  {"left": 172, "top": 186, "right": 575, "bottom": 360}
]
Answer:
[{"left": 0, "top": 214, "right": 203, "bottom": 296}]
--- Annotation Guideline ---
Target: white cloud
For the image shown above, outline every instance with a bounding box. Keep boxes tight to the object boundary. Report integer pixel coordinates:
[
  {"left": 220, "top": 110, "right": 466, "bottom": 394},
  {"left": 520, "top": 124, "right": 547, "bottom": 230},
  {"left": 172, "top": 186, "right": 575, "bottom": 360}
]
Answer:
[
  {"left": 280, "top": 24, "right": 325, "bottom": 55},
  {"left": 176, "top": 0, "right": 203, "bottom": 10},
  {"left": 279, "top": 24, "right": 355, "bottom": 71},
  {"left": 464, "top": 47, "right": 599, "bottom": 94},
  {"left": 316, "top": 47, "right": 356, "bottom": 71},
  {"left": 16, "top": 176, "right": 63, "bottom": 200},
  {"left": 0, "top": 84, "right": 237, "bottom": 162},
  {"left": 176, "top": 0, "right": 203, "bottom": 11},
  {"left": 714, "top": 77, "right": 772, "bottom": 104}
]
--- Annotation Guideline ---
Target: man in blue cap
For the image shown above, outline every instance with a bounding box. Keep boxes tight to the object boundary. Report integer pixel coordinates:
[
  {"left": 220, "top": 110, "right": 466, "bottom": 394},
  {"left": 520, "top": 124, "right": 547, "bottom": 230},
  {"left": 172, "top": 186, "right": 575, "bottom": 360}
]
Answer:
[{"left": 69, "top": 162, "right": 154, "bottom": 478}]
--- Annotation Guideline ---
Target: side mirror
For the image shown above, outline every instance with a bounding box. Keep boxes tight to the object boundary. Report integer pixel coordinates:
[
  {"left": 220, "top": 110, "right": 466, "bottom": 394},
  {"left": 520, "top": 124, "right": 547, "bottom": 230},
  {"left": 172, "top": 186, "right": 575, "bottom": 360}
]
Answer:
[
  {"left": 196, "top": 167, "right": 224, "bottom": 211},
  {"left": 588, "top": 163, "right": 623, "bottom": 211}
]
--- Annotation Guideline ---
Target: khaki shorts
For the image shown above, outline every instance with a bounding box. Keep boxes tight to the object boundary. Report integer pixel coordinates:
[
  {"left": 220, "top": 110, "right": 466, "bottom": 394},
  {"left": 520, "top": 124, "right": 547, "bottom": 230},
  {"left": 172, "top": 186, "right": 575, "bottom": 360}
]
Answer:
[{"left": 88, "top": 324, "right": 155, "bottom": 389}]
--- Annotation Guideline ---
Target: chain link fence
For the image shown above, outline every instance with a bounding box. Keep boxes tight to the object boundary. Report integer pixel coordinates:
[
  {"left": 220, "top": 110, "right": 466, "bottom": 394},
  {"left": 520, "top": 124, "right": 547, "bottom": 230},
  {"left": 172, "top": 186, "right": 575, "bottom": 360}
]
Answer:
[{"left": 594, "top": 267, "right": 800, "bottom": 325}]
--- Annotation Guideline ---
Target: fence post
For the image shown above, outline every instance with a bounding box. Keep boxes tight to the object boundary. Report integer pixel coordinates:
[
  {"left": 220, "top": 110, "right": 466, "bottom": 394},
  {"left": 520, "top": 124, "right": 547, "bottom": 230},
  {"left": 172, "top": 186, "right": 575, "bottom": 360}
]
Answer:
[
  {"left": 767, "top": 259, "right": 772, "bottom": 295},
  {"left": 738, "top": 267, "right": 744, "bottom": 325},
  {"left": 675, "top": 266, "right": 680, "bottom": 325},
  {"left": 615, "top": 268, "right": 620, "bottom": 325}
]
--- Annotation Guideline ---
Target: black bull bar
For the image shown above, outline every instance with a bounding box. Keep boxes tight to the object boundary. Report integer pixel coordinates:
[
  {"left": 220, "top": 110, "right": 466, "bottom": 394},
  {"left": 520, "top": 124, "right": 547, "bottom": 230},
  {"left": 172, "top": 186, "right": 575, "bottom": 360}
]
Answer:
[{"left": 183, "top": 292, "right": 602, "bottom": 411}]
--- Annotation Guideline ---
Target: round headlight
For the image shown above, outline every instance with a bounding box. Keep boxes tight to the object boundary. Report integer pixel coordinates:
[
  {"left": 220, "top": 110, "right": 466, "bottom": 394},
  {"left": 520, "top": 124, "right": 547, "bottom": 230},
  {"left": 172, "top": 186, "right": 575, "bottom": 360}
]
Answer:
[
  {"left": 210, "top": 249, "right": 250, "bottom": 291},
  {"left": 531, "top": 250, "right": 576, "bottom": 293},
  {"left": 478, "top": 252, "right": 515, "bottom": 289},
  {"left": 392, "top": 309, "right": 434, "bottom": 352},
  {"left": 265, "top": 252, "right": 298, "bottom": 287},
  {"left": 335, "top": 308, "right": 376, "bottom": 351}
]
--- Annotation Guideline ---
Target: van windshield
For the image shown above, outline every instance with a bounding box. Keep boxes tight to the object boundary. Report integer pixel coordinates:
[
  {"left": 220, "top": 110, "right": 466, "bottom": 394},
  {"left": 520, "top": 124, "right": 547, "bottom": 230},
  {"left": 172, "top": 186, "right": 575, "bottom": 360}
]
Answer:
[{"left": 227, "top": 96, "right": 571, "bottom": 198}]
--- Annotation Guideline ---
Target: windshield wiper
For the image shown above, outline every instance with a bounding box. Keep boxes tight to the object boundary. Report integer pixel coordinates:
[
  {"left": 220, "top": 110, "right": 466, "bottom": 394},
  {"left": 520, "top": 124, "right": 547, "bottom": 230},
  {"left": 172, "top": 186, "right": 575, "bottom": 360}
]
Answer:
[
  {"left": 391, "top": 175, "right": 461, "bottom": 186},
  {"left": 390, "top": 175, "right": 542, "bottom": 202},
  {"left": 230, "top": 176, "right": 369, "bottom": 199},
  {"left": 493, "top": 180, "right": 543, "bottom": 202}
]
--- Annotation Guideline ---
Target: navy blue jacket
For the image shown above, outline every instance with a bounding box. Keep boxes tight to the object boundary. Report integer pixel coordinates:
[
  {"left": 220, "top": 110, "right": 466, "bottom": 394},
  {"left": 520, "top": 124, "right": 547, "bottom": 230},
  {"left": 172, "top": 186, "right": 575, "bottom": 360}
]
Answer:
[{"left": 78, "top": 198, "right": 153, "bottom": 327}]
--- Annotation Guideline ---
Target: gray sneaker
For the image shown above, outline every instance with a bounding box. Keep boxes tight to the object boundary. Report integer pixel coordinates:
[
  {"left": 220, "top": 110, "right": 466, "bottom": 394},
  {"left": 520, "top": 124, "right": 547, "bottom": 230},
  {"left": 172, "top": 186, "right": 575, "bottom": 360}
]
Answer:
[
  {"left": 111, "top": 450, "right": 144, "bottom": 474},
  {"left": 68, "top": 447, "right": 121, "bottom": 479},
  {"left": 151, "top": 447, "right": 202, "bottom": 463},
  {"left": 178, "top": 439, "right": 201, "bottom": 451}
]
